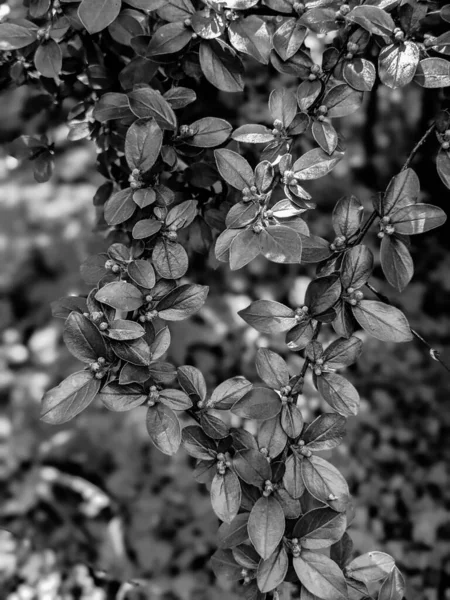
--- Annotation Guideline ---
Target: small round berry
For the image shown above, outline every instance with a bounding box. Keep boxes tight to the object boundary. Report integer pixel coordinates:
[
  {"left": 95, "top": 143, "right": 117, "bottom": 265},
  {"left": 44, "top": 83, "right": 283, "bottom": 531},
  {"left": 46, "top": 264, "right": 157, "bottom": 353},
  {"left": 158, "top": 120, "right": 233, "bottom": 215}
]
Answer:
[
  {"left": 217, "top": 453, "right": 225, "bottom": 461},
  {"left": 253, "top": 223, "right": 264, "bottom": 234},
  {"left": 316, "top": 358, "right": 324, "bottom": 366},
  {"left": 347, "top": 42, "right": 359, "bottom": 53},
  {"left": 347, "top": 287, "right": 355, "bottom": 294},
  {"left": 317, "top": 105, "right": 328, "bottom": 116},
  {"left": 192, "top": 33, "right": 198, "bottom": 39},
  {"left": 340, "top": 3, "right": 350, "bottom": 14},
  {"left": 273, "top": 119, "right": 283, "bottom": 130},
  {"left": 330, "top": 243, "right": 336, "bottom": 251},
  {"left": 350, "top": 298, "right": 358, "bottom": 306},
  {"left": 241, "top": 568, "right": 248, "bottom": 578},
  {"left": 98, "top": 357, "right": 106, "bottom": 365},
  {"left": 293, "top": 2, "right": 305, "bottom": 13},
  {"left": 378, "top": 231, "right": 385, "bottom": 239},
  {"left": 90, "top": 362, "right": 100, "bottom": 372},
  {"left": 310, "top": 64, "right": 321, "bottom": 75},
  {"left": 314, "top": 366, "right": 322, "bottom": 376},
  {"left": 345, "top": 52, "right": 354, "bottom": 60},
  {"left": 145, "top": 294, "right": 153, "bottom": 303},
  {"left": 95, "top": 372, "right": 104, "bottom": 379},
  {"left": 99, "top": 322, "right": 108, "bottom": 331},
  {"left": 184, "top": 17, "right": 192, "bottom": 27},
  {"left": 105, "top": 259, "right": 114, "bottom": 270},
  {"left": 243, "top": 576, "right": 251, "bottom": 584},
  {"left": 334, "top": 235, "right": 346, "bottom": 247},
  {"left": 381, "top": 216, "right": 391, "bottom": 224},
  {"left": 385, "top": 224, "right": 395, "bottom": 235},
  {"left": 302, "top": 305, "right": 309, "bottom": 313},
  {"left": 442, "top": 141, "right": 450, "bottom": 150},
  {"left": 250, "top": 185, "right": 258, "bottom": 194},
  {"left": 83, "top": 312, "right": 90, "bottom": 318},
  {"left": 260, "top": 447, "right": 268, "bottom": 456},
  {"left": 139, "top": 315, "right": 146, "bottom": 323},
  {"left": 130, "top": 181, "right": 141, "bottom": 190},
  {"left": 394, "top": 28, "right": 405, "bottom": 42},
  {"left": 111, "top": 264, "right": 120, "bottom": 273},
  {"left": 354, "top": 290, "right": 364, "bottom": 301},
  {"left": 308, "top": 74, "right": 317, "bottom": 81},
  {"left": 242, "top": 187, "right": 250, "bottom": 196},
  {"left": 166, "top": 231, "right": 178, "bottom": 241},
  {"left": 132, "top": 168, "right": 140, "bottom": 177}
]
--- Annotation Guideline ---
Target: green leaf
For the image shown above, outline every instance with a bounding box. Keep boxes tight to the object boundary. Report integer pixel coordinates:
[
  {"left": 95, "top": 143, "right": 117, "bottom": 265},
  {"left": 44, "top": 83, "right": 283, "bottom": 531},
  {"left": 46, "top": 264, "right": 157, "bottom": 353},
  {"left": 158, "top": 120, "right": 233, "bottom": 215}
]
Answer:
[
  {"left": 273, "top": 18, "right": 307, "bottom": 61},
  {"left": 239, "top": 300, "right": 296, "bottom": 333},
  {"left": 214, "top": 148, "right": 254, "bottom": 190},
  {"left": 110, "top": 338, "right": 152, "bottom": 366},
  {"left": 269, "top": 87, "right": 297, "bottom": 128},
  {"left": 280, "top": 403, "right": 304, "bottom": 438},
  {"left": 312, "top": 120, "right": 338, "bottom": 156},
  {"left": 228, "top": 15, "right": 271, "bottom": 65},
  {"left": 191, "top": 7, "right": 226, "bottom": 39},
  {"left": 163, "top": 87, "right": 196, "bottom": 109},
  {"left": 390, "top": 203, "right": 447, "bottom": 234},
  {"left": 378, "top": 566, "right": 405, "bottom": 600},
  {"left": 378, "top": 42, "right": 420, "bottom": 89},
  {"left": 133, "top": 218, "right": 162, "bottom": 240},
  {"left": 332, "top": 195, "right": 364, "bottom": 238},
  {"left": 340, "top": 245, "right": 374, "bottom": 291},
  {"left": 211, "top": 471, "right": 242, "bottom": 523},
  {"left": 211, "top": 376, "right": 252, "bottom": 409},
  {"left": 283, "top": 452, "right": 305, "bottom": 498},
  {"left": 95, "top": 281, "right": 143, "bottom": 311},
  {"left": 146, "top": 403, "right": 181, "bottom": 455},
  {"left": 382, "top": 167, "right": 419, "bottom": 215},
  {"left": 127, "top": 259, "right": 156, "bottom": 289},
  {"left": 199, "top": 39, "right": 244, "bottom": 93},
  {"left": 380, "top": 234, "right": 413, "bottom": 291},
  {"left": 41, "top": 371, "right": 101, "bottom": 424},
  {"left": 177, "top": 366, "right": 207, "bottom": 402},
  {"left": 343, "top": 57, "right": 376, "bottom": 92},
  {"left": 78, "top": 0, "right": 121, "bottom": 34},
  {"left": 351, "top": 299, "right": 412, "bottom": 342},
  {"left": 293, "top": 507, "right": 347, "bottom": 549},
  {"left": 128, "top": 87, "right": 177, "bottom": 130},
  {"left": 232, "top": 124, "right": 275, "bottom": 144},
  {"left": 330, "top": 531, "right": 353, "bottom": 569},
  {"left": 231, "top": 387, "right": 281, "bottom": 420},
  {"left": 345, "top": 5, "right": 395, "bottom": 37},
  {"left": 145, "top": 22, "right": 192, "bottom": 55},
  {"left": 98, "top": 382, "right": 146, "bottom": 411},
  {"left": 414, "top": 58, "right": 450, "bottom": 88},
  {"left": 301, "top": 455, "right": 350, "bottom": 512},
  {"left": 226, "top": 202, "right": 259, "bottom": 229},
  {"left": 297, "top": 80, "right": 322, "bottom": 112},
  {"left": 322, "top": 336, "right": 363, "bottom": 368},
  {"left": 51, "top": 296, "right": 87, "bottom": 319},
  {"left": 302, "top": 414, "right": 347, "bottom": 451},
  {"left": 211, "top": 549, "right": 242, "bottom": 581},
  {"left": 257, "top": 416, "right": 288, "bottom": 458},
  {"left": 293, "top": 149, "right": 344, "bottom": 180},
  {"left": 152, "top": 238, "right": 189, "bottom": 279},
  {"left": 323, "top": 84, "right": 363, "bottom": 118},
  {"left": 437, "top": 148, "right": 450, "bottom": 189},
  {"left": 257, "top": 544, "right": 288, "bottom": 592},
  {"left": 156, "top": 284, "right": 209, "bottom": 321},
  {"left": 158, "top": 388, "right": 192, "bottom": 410},
  {"left": 230, "top": 229, "right": 261, "bottom": 270},
  {"left": 93, "top": 93, "right": 131, "bottom": 122},
  {"left": 125, "top": 118, "right": 162, "bottom": 172},
  {"left": 63, "top": 312, "right": 107, "bottom": 363},
  {"left": 293, "top": 551, "right": 348, "bottom": 600},
  {"left": 248, "top": 496, "right": 285, "bottom": 559},
  {"left": 182, "top": 425, "right": 216, "bottom": 460}
]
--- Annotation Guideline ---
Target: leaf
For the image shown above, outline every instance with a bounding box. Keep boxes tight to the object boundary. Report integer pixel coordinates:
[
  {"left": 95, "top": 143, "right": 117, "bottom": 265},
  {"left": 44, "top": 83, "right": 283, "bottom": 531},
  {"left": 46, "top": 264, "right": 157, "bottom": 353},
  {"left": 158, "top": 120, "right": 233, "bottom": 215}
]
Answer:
[
  {"left": 312, "top": 121, "right": 338, "bottom": 156},
  {"left": 110, "top": 338, "right": 152, "bottom": 366},
  {"left": 182, "top": 425, "right": 216, "bottom": 459},
  {"left": 280, "top": 403, "right": 304, "bottom": 438},
  {"left": 233, "top": 449, "right": 271, "bottom": 486},
  {"left": 273, "top": 18, "right": 307, "bottom": 61},
  {"left": 283, "top": 452, "right": 305, "bottom": 499},
  {"left": 34, "top": 39, "right": 62, "bottom": 78},
  {"left": 164, "top": 87, "right": 196, "bottom": 109},
  {"left": 228, "top": 16, "right": 271, "bottom": 65},
  {"left": 177, "top": 366, "right": 207, "bottom": 402},
  {"left": 301, "top": 455, "right": 349, "bottom": 512},
  {"left": 232, "top": 387, "right": 281, "bottom": 421},
  {"left": 390, "top": 203, "right": 447, "bottom": 234},
  {"left": 230, "top": 229, "right": 261, "bottom": 270},
  {"left": 211, "top": 376, "right": 252, "bottom": 409},
  {"left": 345, "top": 5, "right": 395, "bottom": 37},
  {"left": 106, "top": 319, "right": 145, "bottom": 341},
  {"left": 257, "top": 544, "right": 288, "bottom": 592},
  {"left": 156, "top": 284, "right": 208, "bottom": 321},
  {"left": 306, "top": 274, "right": 342, "bottom": 316},
  {"left": 340, "top": 245, "right": 374, "bottom": 290},
  {"left": 128, "top": 87, "right": 177, "bottom": 130},
  {"left": 378, "top": 566, "right": 405, "bottom": 600},
  {"left": 51, "top": 296, "right": 87, "bottom": 319},
  {"left": 95, "top": 281, "right": 143, "bottom": 311},
  {"left": 132, "top": 218, "right": 163, "bottom": 240},
  {"left": 187, "top": 117, "right": 232, "bottom": 148},
  {"left": 352, "top": 300, "right": 412, "bottom": 342},
  {"left": 293, "top": 149, "right": 344, "bottom": 180},
  {"left": 256, "top": 349, "right": 289, "bottom": 390},
  {"left": 146, "top": 403, "right": 181, "bottom": 455},
  {"left": 437, "top": 148, "right": 450, "bottom": 189},
  {"left": 158, "top": 388, "right": 192, "bottom": 410},
  {"left": 323, "top": 84, "right": 363, "bottom": 118},
  {"left": 343, "top": 58, "right": 376, "bottom": 92},
  {"left": 104, "top": 188, "right": 136, "bottom": 226},
  {"left": 296, "top": 80, "right": 322, "bottom": 112},
  {"left": 239, "top": 300, "right": 296, "bottom": 333},
  {"left": 293, "top": 507, "right": 347, "bottom": 549},
  {"left": 293, "top": 551, "right": 347, "bottom": 600},
  {"left": 0, "top": 20, "right": 38, "bottom": 50},
  {"left": 232, "top": 124, "right": 275, "bottom": 144},
  {"left": 93, "top": 93, "right": 131, "bottom": 122},
  {"left": 380, "top": 234, "right": 413, "bottom": 291},
  {"left": 322, "top": 336, "right": 363, "bottom": 368},
  {"left": 378, "top": 42, "right": 419, "bottom": 89},
  {"left": 211, "top": 471, "right": 242, "bottom": 523},
  {"left": 259, "top": 226, "right": 302, "bottom": 264},
  {"left": 191, "top": 7, "right": 226, "bottom": 39},
  {"left": 415, "top": 58, "right": 450, "bottom": 88},
  {"left": 302, "top": 414, "right": 346, "bottom": 451},
  {"left": 41, "top": 371, "right": 101, "bottom": 424},
  {"left": 152, "top": 238, "right": 189, "bottom": 279},
  {"left": 248, "top": 496, "right": 285, "bottom": 560},
  {"left": 330, "top": 531, "right": 353, "bottom": 569},
  {"left": 226, "top": 202, "right": 259, "bottom": 229},
  {"left": 78, "top": 0, "right": 121, "bottom": 34},
  {"left": 257, "top": 416, "right": 288, "bottom": 458},
  {"left": 63, "top": 312, "right": 107, "bottom": 363},
  {"left": 346, "top": 551, "right": 396, "bottom": 583},
  {"left": 98, "top": 382, "right": 146, "bottom": 411},
  {"left": 199, "top": 39, "right": 244, "bottom": 93},
  {"left": 80, "top": 254, "right": 109, "bottom": 285},
  {"left": 332, "top": 195, "right": 364, "bottom": 238},
  {"left": 211, "top": 549, "right": 242, "bottom": 581},
  {"left": 127, "top": 259, "right": 156, "bottom": 289},
  {"left": 145, "top": 22, "right": 192, "bottom": 55},
  {"left": 125, "top": 118, "right": 162, "bottom": 172},
  {"left": 269, "top": 87, "right": 297, "bottom": 128},
  {"left": 382, "top": 167, "right": 420, "bottom": 216},
  {"left": 217, "top": 513, "right": 250, "bottom": 548},
  {"left": 214, "top": 149, "right": 254, "bottom": 190}
]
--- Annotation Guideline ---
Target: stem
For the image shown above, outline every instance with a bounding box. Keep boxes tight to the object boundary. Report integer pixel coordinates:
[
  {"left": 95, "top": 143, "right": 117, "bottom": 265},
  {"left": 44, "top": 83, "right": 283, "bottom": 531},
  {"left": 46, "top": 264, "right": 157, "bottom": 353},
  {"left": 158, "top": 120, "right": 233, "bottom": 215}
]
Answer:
[
  {"left": 401, "top": 123, "right": 436, "bottom": 171},
  {"left": 366, "top": 283, "right": 450, "bottom": 373},
  {"left": 294, "top": 322, "right": 322, "bottom": 400}
]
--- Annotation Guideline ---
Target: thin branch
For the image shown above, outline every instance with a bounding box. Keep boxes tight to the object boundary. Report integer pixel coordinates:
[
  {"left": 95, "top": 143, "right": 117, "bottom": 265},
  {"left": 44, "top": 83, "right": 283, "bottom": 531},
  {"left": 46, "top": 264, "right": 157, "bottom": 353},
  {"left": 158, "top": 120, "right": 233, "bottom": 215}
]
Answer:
[{"left": 401, "top": 123, "right": 436, "bottom": 171}]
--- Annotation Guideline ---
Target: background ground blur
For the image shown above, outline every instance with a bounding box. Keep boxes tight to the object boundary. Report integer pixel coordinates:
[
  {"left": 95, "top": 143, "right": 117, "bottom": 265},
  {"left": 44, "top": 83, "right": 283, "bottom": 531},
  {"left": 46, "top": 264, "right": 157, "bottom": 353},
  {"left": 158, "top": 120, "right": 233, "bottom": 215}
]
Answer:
[{"left": 1, "top": 9, "right": 450, "bottom": 599}]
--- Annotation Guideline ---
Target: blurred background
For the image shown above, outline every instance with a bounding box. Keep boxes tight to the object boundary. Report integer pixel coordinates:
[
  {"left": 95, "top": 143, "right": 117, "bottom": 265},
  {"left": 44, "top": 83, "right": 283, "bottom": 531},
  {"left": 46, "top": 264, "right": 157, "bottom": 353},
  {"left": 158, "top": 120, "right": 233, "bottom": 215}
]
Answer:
[{"left": 1, "top": 2, "right": 450, "bottom": 598}]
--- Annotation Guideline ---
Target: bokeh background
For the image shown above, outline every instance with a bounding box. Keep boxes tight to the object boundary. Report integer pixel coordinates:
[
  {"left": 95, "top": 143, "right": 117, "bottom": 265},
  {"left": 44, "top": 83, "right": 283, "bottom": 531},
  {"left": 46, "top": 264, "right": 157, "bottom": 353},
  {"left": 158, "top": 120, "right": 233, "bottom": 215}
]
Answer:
[{"left": 1, "top": 2, "right": 450, "bottom": 598}]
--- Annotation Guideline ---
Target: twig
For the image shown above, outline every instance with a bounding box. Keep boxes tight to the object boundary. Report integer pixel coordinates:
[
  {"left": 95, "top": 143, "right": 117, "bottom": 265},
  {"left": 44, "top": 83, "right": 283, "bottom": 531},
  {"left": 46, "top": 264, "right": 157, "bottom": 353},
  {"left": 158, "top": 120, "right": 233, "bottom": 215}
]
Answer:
[{"left": 401, "top": 123, "right": 436, "bottom": 171}]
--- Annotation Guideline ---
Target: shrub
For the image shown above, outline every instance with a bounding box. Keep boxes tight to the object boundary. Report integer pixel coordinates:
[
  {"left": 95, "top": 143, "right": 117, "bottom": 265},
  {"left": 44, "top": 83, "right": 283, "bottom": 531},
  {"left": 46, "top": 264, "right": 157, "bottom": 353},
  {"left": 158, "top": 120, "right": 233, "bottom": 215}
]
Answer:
[{"left": 2, "top": 0, "right": 450, "bottom": 597}]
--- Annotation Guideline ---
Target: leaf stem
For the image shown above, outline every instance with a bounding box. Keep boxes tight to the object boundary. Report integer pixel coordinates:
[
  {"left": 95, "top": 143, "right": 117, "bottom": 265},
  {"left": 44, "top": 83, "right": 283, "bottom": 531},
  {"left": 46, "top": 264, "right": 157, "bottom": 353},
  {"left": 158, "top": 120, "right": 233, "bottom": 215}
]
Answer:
[{"left": 401, "top": 122, "right": 436, "bottom": 172}]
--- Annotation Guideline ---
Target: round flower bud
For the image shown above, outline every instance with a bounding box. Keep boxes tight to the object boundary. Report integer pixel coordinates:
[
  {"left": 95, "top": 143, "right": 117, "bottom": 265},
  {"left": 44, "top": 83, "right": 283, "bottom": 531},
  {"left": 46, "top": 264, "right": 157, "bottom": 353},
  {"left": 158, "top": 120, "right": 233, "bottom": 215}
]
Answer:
[
  {"left": 381, "top": 215, "right": 391, "bottom": 224},
  {"left": 385, "top": 224, "right": 395, "bottom": 235},
  {"left": 334, "top": 235, "right": 346, "bottom": 247},
  {"left": 444, "top": 129, "right": 450, "bottom": 139},
  {"left": 354, "top": 290, "right": 364, "bottom": 301},
  {"left": 192, "top": 33, "right": 198, "bottom": 39},
  {"left": 293, "top": 2, "right": 305, "bottom": 13},
  {"left": 316, "top": 358, "right": 324, "bottom": 366},
  {"left": 347, "top": 42, "right": 359, "bottom": 53},
  {"left": 105, "top": 259, "right": 114, "bottom": 270},
  {"left": 99, "top": 322, "right": 108, "bottom": 331},
  {"left": 111, "top": 264, "right": 120, "bottom": 273},
  {"left": 317, "top": 105, "right": 328, "bottom": 116},
  {"left": 241, "top": 568, "right": 248, "bottom": 578},
  {"left": 314, "top": 367, "right": 322, "bottom": 376},
  {"left": 347, "top": 287, "right": 355, "bottom": 294},
  {"left": 378, "top": 231, "right": 385, "bottom": 239},
  {"left": 394, "top": 28, "right": 405, "bottom": 42},
  {"left": 253, "top": 222, "right": 264, "bottom": 234},
  {"left": 98, "top": 357, "right": 106, "bottom": 365},
  {"left": 95, "top": 372, "right": 104, "bottom": 379},
  {"left": 83, "top": 312, "right": 90, "bottom": 318},
  {"left": 308, "top": 73, "right": 317, "bottom": 81},
  {"left": 442, "top": 141, "right": 450, "bottom": 150},
  {"left": 166, "top": 230, "right": 178, "bottom": 241},
  {"left": 264, "top": 210, "right": 273, "bottom": 219},
  {"left": 345, "top": 52, "right": 354, "bottom": 60},
  {"left": 273, "top": 119, "right": 283, "bottom": 130},
  {"left": 90, "top": 362, "right": 100, "bottom": 372},
  {"left": 242, "top": 187, "right": 250, "bottom": 196},
  {"left": 145, "top": 295, "right": 153, "bottom": 303},
  {"left": 350, "top": 298, "right": 358, "bottom": 306},
  {"left": 139, "top": 315, "right": 146, "bottom": 323},
  {"left": 310, "top": 64, "right": 321, "bottom": 75},
  {"left": 184, "top": 18, "right": 192, "bottom": 27}
]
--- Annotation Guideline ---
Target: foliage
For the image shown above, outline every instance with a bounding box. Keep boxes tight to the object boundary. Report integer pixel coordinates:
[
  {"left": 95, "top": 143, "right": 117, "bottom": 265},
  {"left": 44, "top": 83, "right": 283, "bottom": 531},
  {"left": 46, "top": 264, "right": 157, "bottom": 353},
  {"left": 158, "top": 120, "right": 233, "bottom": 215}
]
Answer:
[{"left": 1, "top": 0, "right": 450, "bottom": 598}]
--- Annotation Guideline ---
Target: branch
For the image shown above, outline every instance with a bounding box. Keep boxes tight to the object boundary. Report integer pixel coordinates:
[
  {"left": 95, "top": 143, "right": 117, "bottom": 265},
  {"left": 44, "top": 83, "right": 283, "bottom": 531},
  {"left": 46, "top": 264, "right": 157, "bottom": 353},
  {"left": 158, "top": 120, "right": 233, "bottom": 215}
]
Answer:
[{"left": 401, "top": 122, "right": 436, "bottom": 171}]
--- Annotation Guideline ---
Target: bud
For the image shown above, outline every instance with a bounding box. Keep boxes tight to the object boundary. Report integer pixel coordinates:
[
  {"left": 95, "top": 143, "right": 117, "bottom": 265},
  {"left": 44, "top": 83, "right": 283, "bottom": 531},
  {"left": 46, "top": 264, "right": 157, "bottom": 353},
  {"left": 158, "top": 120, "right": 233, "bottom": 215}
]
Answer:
[
  {"left": 184, "top": 17, "right": 192, "bottom": 27},
  {"left": 166, "top": 230, "right": 178, "bottom": 241},
  {"left": 111, "top": 264, "right": 120, "bottom": 273},
  {"left": 308, "top": 74, "right": 317, "bottom": 81},
  {"left": 99, "top": 322, "right": 108, "bottom": 331},
  {"left": 253, "top": 223, "right": 264, "bottom": 234},
  {"left": 105, "top": 259, "right": 114, "bottom": 270},
  {"left": 145, "top": 295, "right": 153, "bottom": 303},
  {"left": 394, "top": 28, "right": 405, "bottom": 42},
  {"left": 95, "top": 372, "right": 104, "bottom": 379},
  {"left": 273, "top": 119, "right": 283, "bottom": 130},
  {"left": 340, "top": 3, "right": 350, "bottom": 14},
  {"left": 310, "top": 64, "right": 321, "bottom": 75},
  {"left": 442, "top": 141, "right": 450, "bottom": 151},
  {"left": 317, "top": 105, "right": 328, "bottom": 116},
  {"left": 90, "top": 362, "right": 100, "bottom": 372}
]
